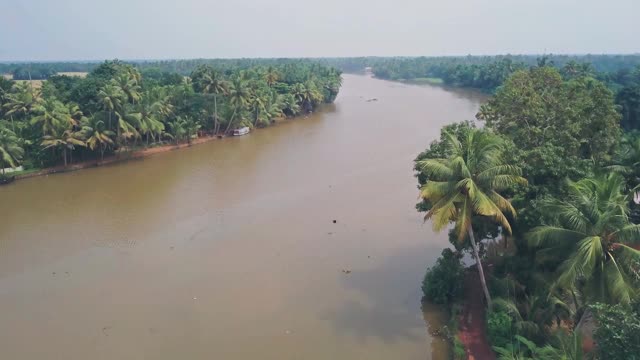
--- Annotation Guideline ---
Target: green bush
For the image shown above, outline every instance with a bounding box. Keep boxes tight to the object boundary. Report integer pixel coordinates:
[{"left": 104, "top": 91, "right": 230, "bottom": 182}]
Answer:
[
  {"left": 452, "top": 335, "right": 466, "bottom": 360},
  {"left": 591, "top": 303, "right": 640, "bottom": 360},
  {"left": 486, "top": 310, "right": 513, "bottom": 349},
  {"left": 421, "top": 249, "right": 464, "bottom": 305}
]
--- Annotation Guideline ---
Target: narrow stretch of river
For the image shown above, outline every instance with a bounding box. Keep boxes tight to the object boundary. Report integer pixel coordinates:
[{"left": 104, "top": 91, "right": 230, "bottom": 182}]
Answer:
[{"left": 0, "top": 74, "right": 486, "bottom": 359}]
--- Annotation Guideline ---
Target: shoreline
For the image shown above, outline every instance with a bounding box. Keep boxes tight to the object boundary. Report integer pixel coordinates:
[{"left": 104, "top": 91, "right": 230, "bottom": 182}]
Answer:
[
  {"left": 13, "top": 135, "right": 223, "bottom": 181},
  {"left": 9, "top": 115, "right": 300, "bottom": 183}
]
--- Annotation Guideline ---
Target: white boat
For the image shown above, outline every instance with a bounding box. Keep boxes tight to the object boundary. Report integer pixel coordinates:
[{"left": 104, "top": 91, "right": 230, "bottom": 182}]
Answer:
[{"left": 232, "top": 127, "right": 250, "bottom": 136}]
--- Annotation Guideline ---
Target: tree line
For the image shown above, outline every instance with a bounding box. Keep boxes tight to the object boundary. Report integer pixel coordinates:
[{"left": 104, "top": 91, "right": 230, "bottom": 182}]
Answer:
[
  {"left": 0, "top": 60, "right": 342, "bottom": 173},
  {"left": 416, "top": 64, "right": 640, "bottom": 359},
  {"left": 318, "top": 55, "right": 640, "bottom": 133}
]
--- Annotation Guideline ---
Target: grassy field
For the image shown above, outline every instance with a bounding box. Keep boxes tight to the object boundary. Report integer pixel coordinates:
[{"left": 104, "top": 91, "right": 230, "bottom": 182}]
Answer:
[
  {"left": 2, "top": 72, "right": 88, "bottom": 89},
  {"left": 58, "top": 72, "right": 88, "bottom": 77},
  {"left": 407, "top": 77, "right": 444, "bottom": 85}
]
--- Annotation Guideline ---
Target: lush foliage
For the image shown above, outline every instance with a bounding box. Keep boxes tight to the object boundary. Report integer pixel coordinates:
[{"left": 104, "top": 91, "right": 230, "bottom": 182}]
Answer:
[
  {"left": 590, "top": 303, "right": 640, "bottom": 360},
  {"left": 421, "top": 249, "right": 464, "bottom": 305},
  {"left": 414, "top": 60, "right": 639, "bottom": 357},
  {"left": 416, "top": 127, "right": 526, "bottom": 307},
  {"left": 0, "top": 59, "right": 341, "bottom": 170},
  {"left": 528, "top": 174, "right": 640, "bottom": 305},
  {"left": 487, "top": 310, "right": 514, "bottom": 349}
]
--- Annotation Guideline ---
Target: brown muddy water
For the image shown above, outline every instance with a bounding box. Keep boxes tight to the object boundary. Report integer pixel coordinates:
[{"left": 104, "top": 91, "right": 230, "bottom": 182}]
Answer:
[{"left": 0, "top": 74, "right": 486, "bottom": 359}]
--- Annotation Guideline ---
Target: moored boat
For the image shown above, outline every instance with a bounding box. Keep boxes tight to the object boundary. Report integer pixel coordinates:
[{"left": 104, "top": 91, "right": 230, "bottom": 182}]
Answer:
[{"left": 232, "top": 127, "right": 250, "bottom": 136}]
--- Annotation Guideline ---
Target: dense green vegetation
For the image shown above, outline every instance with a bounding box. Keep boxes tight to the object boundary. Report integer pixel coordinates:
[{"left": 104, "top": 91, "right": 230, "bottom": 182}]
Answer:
[
  {"left": 0, "top": 60, "right": 341, "bottom": 172},
  {"left": 4, "top": 55, "right": 639, "bottom": 130},
  {"left": 321, "top": 55, "right": 640, "bottom": 132},
  {"left": 416, "top": 64, "right": 640, "bottom": 358},
  {"left": 421, "top": 249, "right": 464, "bottom": 305}
]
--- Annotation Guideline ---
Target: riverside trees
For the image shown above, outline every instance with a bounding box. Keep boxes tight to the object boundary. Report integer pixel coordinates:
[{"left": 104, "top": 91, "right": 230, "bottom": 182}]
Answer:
[{"left": 0, "top": 60, "right": 342, "bottom": 170}]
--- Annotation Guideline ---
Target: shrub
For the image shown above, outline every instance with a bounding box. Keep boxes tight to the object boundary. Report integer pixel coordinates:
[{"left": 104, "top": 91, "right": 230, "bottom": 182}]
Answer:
[
  {"left": 591, "top": 303, "right": 640, "bottom": 360},
  {"left": 421, "top": 249, "right": 464, "bottom": 305},
  {"left": 486, "top": 310, "right": 513, "bottom": 349},
  {"left": 452, "top": 335, "right": 466, "bottom": 360}
]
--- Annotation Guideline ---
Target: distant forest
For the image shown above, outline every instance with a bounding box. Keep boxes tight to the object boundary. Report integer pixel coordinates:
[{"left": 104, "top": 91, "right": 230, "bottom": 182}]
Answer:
[{"left": 3, "top": 55, "right": 640, "bottom": 130}]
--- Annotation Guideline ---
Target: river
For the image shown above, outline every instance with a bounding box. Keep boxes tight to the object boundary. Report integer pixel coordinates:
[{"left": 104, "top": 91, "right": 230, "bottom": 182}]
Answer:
[{"left": 0, "top": 74, "right": 486, "bottom": 359}]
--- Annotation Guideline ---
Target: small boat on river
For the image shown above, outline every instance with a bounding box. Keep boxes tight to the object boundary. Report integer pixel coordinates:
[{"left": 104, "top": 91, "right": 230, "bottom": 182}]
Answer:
[{"left": 232, "top": 127, "right": 250, "bottom": 136}]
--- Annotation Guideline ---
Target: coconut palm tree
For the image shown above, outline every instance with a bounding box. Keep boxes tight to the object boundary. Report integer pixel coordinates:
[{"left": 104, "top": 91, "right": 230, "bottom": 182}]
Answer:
[
  {"left": 225, "top": 74, "right": 251, "bottom": 134},
  {"left": 264, "top": 66, "right": 280, "bottom": 87},
  {"left": 137, "top": 97, "right": 167, "bottom": 145},
  {"left": 30, "top": 98, "right": 68, "bottom": 136},
  {"left": 3, "top": 82, "right": 40, "bottom": 132},
  {"left": 41, "top": 127, "right": 86, "bottom": 167},
  {"left": 98, "top": 84, "right": 125, "bottom": 131},
  {"left": 168, "top": 118, "right": 186, "bottom": 144},
  {"left": 0, "top": 126, "right": 24, "bottom": 174},
  {"left": 82, "top": 116, "right": 115, "bottom": 161},
  {"left": 265, "top": 91, "right": 285, "bottom": 122},
  {"left": 528, "top": 173, "right": 640, "bottom": 305},
  {"left": 112, "top": 72, "right": 141, "bottom": 104},
  {"left": 197, "top": 70, "right": 228, "bottom": 134},
  {"left": 417, "top": 129, "right": 526, "bottom": 307},
  {"left": 116, "top": 107, "right": 141, "bottom": 146},
  {"left": 282, "top": 93, "right": 301, "bottom": 116},
  {"left": 250, "top": 92, "right": 267, "bottom": 127}
]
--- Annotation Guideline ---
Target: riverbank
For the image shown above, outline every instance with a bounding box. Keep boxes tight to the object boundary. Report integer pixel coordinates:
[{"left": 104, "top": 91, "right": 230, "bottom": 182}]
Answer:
[
  {"left": 11, "top": 136, "right": 220, "bottom": 181},
  {"left": 10, "top": 121, "right": 299, "bottom": 182}
]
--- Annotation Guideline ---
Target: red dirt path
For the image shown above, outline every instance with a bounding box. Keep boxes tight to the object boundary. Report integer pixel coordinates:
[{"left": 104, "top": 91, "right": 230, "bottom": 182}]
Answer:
[{"left": 458, "top": 269, "right": 496, "bottom": 360}]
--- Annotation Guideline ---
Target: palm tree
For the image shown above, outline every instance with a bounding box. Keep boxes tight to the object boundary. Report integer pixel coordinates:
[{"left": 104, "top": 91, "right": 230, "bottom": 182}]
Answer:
[
  {"left": 112, "top": 72, "right": 141, "bottom": 104},
  {"left": 0, "top": 126, "right": 24, "bottom": 174},
  {"left": 174, "top": 116, "right": 200, "bottom": 145},
  {"left": 197, "top": 70, "right": 227, "bottom": 134},
  {"left": 282, "top": 93, "right": 301, "bottom": 116},
  {"left": 250, "top": 92, "right": 267, "bottom": 127},
  {"left": 116, "top": 107, "right": 141, "bottom": 146},
  {"left": 31, "top": 98, "right": 67, "bottom": 136},
  {"left": 417, "top": 129, "right": 526, "bottom": 307},
  {"left": 82, "top": 116, "right": 115, "bottom": 161},
  {"left": 265, "top": 91, "right": 285, "bottom": 122},
  {"left": 137, "top": 97, "right": 167, "bottom": 145},
  {"left": 98, "top": 84, "right": 125, "bottom": 132},
  {"left": 291, "top": 83, "right": 307, "bottom": 109},
  {"left": 41, "top": 127, "right": 86, "bottom": 167},
  {"left": 168, "top": 118, "right": 186, "bottom": 144},
  {"left": 528, "top": 173, "right": 640, "bottom": 305},
  {"left": 3, "top": 82, "right": 40, "bottom": 132},
  {"left": 225, "top": 74, "right": 251, "bottom": 134},
  {"left": 264, "top": 66, "right": 280, "bottom": 87}
]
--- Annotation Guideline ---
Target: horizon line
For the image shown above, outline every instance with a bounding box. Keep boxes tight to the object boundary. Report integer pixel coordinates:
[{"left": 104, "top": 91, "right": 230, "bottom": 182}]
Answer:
[{"left": 2, "top": 52, "right": 640, "bottom": 64}]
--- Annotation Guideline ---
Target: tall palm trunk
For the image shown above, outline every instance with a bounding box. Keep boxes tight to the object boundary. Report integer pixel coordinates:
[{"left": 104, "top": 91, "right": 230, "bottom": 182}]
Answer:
[
  {"left": 468, "top": 227, "right": 492, "bottom": 308},
  {"left": 254, "top": 107, "right": 260, "bottom": 127},
  {"left": 224, "top": 107, "right": 238, "bottom": 134},
  {"left": 213, "top": 94, "right": 219, "bottom": 134}
]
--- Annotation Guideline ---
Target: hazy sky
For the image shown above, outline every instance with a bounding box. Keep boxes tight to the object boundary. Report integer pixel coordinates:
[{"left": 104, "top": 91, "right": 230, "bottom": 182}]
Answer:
[{"left": 1, "top": 0, "right": 638, "bottom": 61}]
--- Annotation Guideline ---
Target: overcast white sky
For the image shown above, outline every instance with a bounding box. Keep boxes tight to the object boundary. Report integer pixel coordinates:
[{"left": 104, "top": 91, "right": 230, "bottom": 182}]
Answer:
[{"left": 1, "top": 0, "right": 638, "bottom": 61}]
